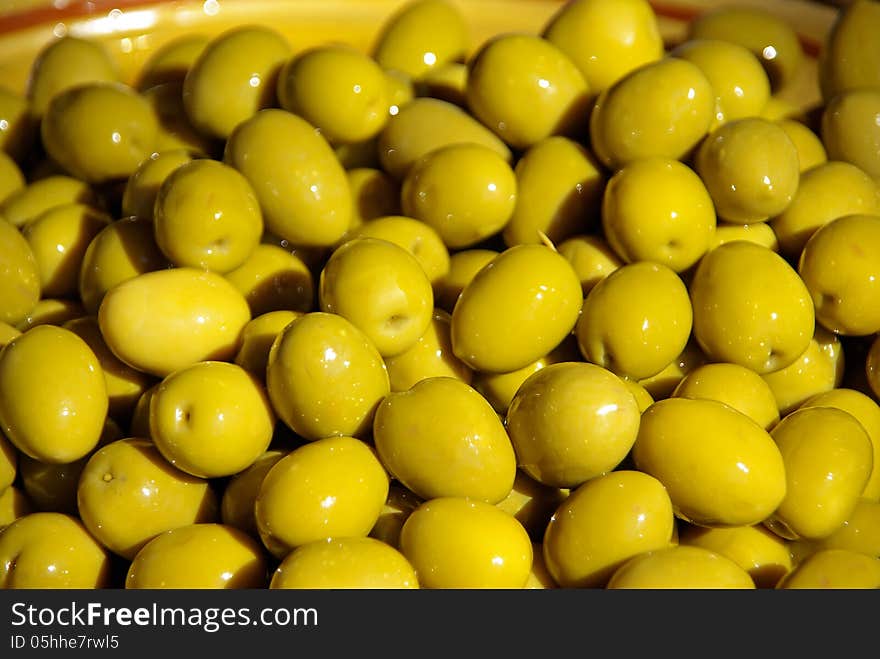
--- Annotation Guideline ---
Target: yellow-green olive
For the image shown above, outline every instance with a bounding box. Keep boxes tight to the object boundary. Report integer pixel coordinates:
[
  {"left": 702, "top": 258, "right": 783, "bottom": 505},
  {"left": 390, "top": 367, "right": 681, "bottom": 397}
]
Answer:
[
  {"left": 506, "top": 362, "right": 640, "bottom": 489},
  {"left": 0, "top": 219, "right": 40, "bottom": 326},
  {"left": 672, "top": 38, "right": 771, "bottom": 129},
  {"left": 98, "top": 267, "right": 251, "bottom": 378},
  {"left": 777, "top": 118, "right": 827, "bottom": 174},
  {"left": 399, "top": 497, "right": 532, "bottom": 588},
  {"left": 0, "top": 512, "right": 112, "bottom": 588},
  {"left": 466, "top": 33, "right": 590, "bottom": 149},
  {"left": 255, "top": 435, "right": 389, "bottom": 557},
  {"left": 383, "top": 309, "right": 472, "bottom": 392},
  {"left": 319, "top": 237, "right": 434, "bottom": 358},
  {"left": 224, "top": 108, "right": 352, "bottom": 248},
  {"left": 503, "top": 137, "right": 605, "bottom": 247},
  {"left": 182, "top": 25, "right": 291, "bottom": 140},
  {"left": 590, "top": 57, "right": 715, "bottom": 171},
  {"left": 78, "top": 215, "right": 169, "bottom": 315},
  {"left": 0, "top": 174, "right": 98, "bottom": 229},
  {"left": 576, "top": 261, "right": 693, "bottom": 380},
  {"left": 687, "top": 6, "right": 804, "bottom": 92},
  {"left": 679, "top": 523, "right": 792, "bottom": 589},
  {"left": 377, "top": 97, "right": 511, "bottom": 180},
  {"left": 372, "top": 0, "right": 468, "bottom": 80},
  {"left": 451, "top": 243, "right": 582, "bottom": 373},
  {"left": 801, "top": 388, "right": 880, "bottom": 502},
  {"left": 278, "top": 44, "right": 388, "bottom": 145},
  {"left": 820, "top": 89, "right": 880, "bottom": 181},
  {"left": 695, "top": 117, "right": 801, "bottom": 224},
  {"left": 349, "top": 215, "right": 450, "bottom": 289},
  {"left": 771, "top": 161, "right": 880, "bottom": 259},
  {"left": 121, "top": 149, "right": 193, "bottom": 221},
  {"left": 542, "top": 0, "right": 663, "bottom": 94},
  {"left": 26, "top": 36, "right": 119, "bottom": 119},
  {"left": 690, "top": 241, "right": 815, "bottom": 374},
  {"left": 607, "top": 545, "right": 756, "bottom": 589},
  {"left": 270, "top": 536, "right": 418, "bottom": 589},
  {"left": 224, "top": 243, "right": 315, "bottom": 317},
  {"left": 136, "top": 33, "right": 210, "bottom": 91},
  {"left": 0, "top": 325, "right": 108, "bottom": 464},
  {"left": 777, "top": 549, "right": 880, "bottom": 589},
  {"left": 766, "top": 406, "right": 873, "bottom": 541},
  {"left": 543, "top": 470, "right": 675, "bottom": 588},
  {"left": 373, "top": 376, "right": 516, "bottom": 503},
  {"left": 266, "top": 312, "right": 390, "bottom": 441},
  {"left": 798, "top": 214, "right": 880, "bottom": 336},
  {"left": 556, "top": 234, "right": 623, "bottom": 296},
  {"left": 22, "top": 203, "right": 111, "bottom": 299},
  {"left": 818, "top": 0, "right": 880, "bottom": 102},
  {"left": 41, "top": 81, "right": 159, "bottom": 184},
  {"left": 761, "top": 326, "right": 845, "bottom": 416},
  {"left": 632, "top": 397, "right": 787, "bottom": 527},
  {"left": 673, "top": 362, "right": 780, "bottom": 431},
  {"left": 400, "top": 142, "right": 517, "bottom": 249},
  {"left": 602, "top": 157, "right": 716, "bottom": 273}
]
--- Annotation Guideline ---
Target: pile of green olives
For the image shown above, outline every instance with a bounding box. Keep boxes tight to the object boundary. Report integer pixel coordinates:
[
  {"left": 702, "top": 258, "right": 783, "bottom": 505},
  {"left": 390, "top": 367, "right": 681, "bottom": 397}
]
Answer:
[{"left": 1, "top": 0, "right": 880, "bottom": 590}]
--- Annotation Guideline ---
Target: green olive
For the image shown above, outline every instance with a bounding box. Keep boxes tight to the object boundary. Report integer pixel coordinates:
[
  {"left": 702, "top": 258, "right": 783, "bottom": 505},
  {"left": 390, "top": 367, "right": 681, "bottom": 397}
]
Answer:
[
  {"left": 506, "top": 362, "right": 641, "bottom": 489},
  {"left": 542, "top": 0, "right": 664, "bottom": 95},
  {"left": 0, "top": 151, "right": 24, "bottom": 205},
  {"left": 121, "top": 149, "right": 193, "bottom": 221},
  {"left": 0, "top": 220, "right": 40, "bottom": 327},
  {"left": 78, "top": 215, "right": 169, "bottom": 315},
  {"left": 319, "top": 237, "right": 434, "bottom": 358},
  {"left": 40, "top": 82, "right": 159, "bottom": 184},
  {"left": 141, "top": 81, "right": 219, "bottom": 158},
  {"left": 26, "top": 36, "right": 119, "bottom": 119},
  {"left": 466, "top": 33, "right": 590, "bottom": 149},
  {"left": 451, "top": 243, "right": 582, "bottom": 373},
  {"left": 182, "top": 25, "right": 291, "bottom": 140},
  {"left": 278, "top": 44, "right": 388, "bottom": 145},
  {"left": 372, "top": 0, "right": 468, "bottom": 80},
  {"left": 224, "top": 243, "right": 315, "bottom": 316},
  {"left": 136, "top": 34, "right": 209, "bottom": 91},
  {"left": 576, "top": 261, "right": 693, "bottom": 380},
  {"left": 344, "top": 168, "right": 401, "bottom": 236},
  {"left": 556, "top": 234, "right": 623, "bottom": 296},
  {"left": 687, "top": 6, "right": 804, "bottom": 92},
  {"left": 601, "top": 157, "right": 716, "bottom": 273},
  {"left": 0, "top": 175, "right": 99, "bottom": 229},
  {"left": 543, "top": 470, "right": 675, "bottom": 588},
  {"left": 401, "top": 142, "right": 517, "bottom": 249},
  {"left": 0, "top": 87, "right": 37, "bottom": 162},
  {"left": 695, "top": 117, "right": 800, "bottom": 224},
  {"left": 266, "top": 312, "right": 390, "bottom": 441},
  {"left": 434, "top": 248, "right": 499, "bottom": 314},
  {"left": 821, "top": 89, "right": 880, "bottom": 181},
  {"left": 798, "top": 214, "right": 880, "bottom": 336},
  {"left": 771, "top": 161, "right": 880, "bottom": 260},
  {"left": 818, "top": 0, "right": 880, "bottom": 102},
  {"left": 503, "top": 136, "right": 605, "bottom": 247},
  {"left": 224, "top": 108, "right": 352, "bottom": 248},
  {"left": 690, "top": 241, "right": 814, "bottom": 374},
  {"left": 21, "top": 202, "right": 111, "bottom": 299},
  {"left": 590, "top": 57, "right": 715, "bottom": 170},
  {"left": 373, "top": 376, "right": 516, "bottom": 503},
  {"left": 766, "top": 406, "right": 873, "bottom": 541},
  {"left": 153, "top": 158, "right": 263, "bottom": 273},
  {"left": 776, "top": 118, "right": 828, "bottom": 173},
  {"left": 670, "top": 38, "right": 771, "bottom": 130},
  {"left": 349, "top": 215, "right": 450, "bottom": 289},
  {"left": 377, "top": 97, "right": 511, "bottom": 180}
]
